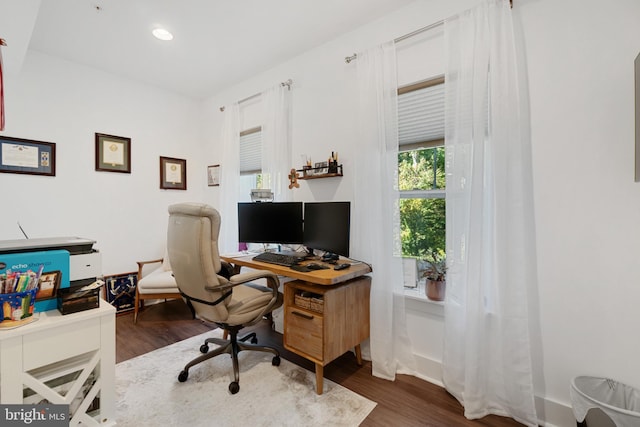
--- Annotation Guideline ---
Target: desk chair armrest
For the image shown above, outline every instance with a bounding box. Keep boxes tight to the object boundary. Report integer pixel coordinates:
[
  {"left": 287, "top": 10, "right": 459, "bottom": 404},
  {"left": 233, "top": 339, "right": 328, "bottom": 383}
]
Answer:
[
  {"left": 136, "top": 258, "right": 164, "bottom": 278},
  {"left": 229, "top": 270, "right": 279, "bottom": 289}
]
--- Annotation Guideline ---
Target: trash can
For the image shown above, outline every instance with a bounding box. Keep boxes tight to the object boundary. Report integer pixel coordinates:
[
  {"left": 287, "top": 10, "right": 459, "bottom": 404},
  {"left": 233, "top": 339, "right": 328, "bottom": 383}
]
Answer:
[{"left": 570, "top": 376, "right": 640, "bottom": 427}]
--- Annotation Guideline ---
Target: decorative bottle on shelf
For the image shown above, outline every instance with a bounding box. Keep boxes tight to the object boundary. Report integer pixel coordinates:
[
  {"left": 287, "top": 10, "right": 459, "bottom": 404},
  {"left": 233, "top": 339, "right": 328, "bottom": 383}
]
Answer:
[{"left": 328, "top": 151, "right": 338, "bottom": 173}]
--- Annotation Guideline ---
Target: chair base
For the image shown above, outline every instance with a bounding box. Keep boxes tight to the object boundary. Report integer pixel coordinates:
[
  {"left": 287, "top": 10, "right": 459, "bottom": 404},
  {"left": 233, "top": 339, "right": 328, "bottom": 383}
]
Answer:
[{"left": 177, "top": 326, "right": 280, "bottom": 394}]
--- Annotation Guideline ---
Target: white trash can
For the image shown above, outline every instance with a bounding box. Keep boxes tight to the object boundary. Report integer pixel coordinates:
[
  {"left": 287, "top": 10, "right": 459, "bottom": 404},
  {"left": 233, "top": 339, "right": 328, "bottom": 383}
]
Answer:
[{"left": 570, "top": 376, "right": 640, "bottom": 427}]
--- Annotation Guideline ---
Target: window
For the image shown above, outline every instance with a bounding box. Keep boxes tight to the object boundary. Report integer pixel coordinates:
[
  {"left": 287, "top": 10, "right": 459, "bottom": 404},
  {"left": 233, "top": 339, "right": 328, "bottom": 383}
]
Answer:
[
  {"left": 398, "top": 76, "right": 446, "bottom": 262},
  {"left": 239, "top": 126, "right": 264, "bottom": 201}
]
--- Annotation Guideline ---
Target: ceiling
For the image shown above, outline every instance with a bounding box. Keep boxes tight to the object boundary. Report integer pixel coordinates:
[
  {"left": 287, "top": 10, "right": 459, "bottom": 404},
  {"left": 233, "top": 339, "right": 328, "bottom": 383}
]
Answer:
[{"left": 0, "top": 0, "right": 415, "bottom": 99}]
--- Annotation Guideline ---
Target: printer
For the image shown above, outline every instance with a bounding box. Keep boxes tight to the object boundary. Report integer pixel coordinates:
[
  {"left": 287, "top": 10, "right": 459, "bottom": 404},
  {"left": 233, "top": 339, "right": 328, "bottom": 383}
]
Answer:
[{"left": 0, "top": 237, "right": 102, "bottom": 311}]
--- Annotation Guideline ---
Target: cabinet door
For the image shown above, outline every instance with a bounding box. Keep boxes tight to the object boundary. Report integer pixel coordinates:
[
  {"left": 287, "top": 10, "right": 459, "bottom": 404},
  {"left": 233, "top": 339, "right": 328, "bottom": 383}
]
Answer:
[{"left": 284, "top": 307, "right": 323, "bottom": 360}]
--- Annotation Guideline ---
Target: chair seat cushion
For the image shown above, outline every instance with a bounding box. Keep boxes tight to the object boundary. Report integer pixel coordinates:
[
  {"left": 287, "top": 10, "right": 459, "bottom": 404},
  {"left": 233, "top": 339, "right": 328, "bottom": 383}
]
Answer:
[
  {"left": 137, "top": 269, "right": 179, "bottom": 294},
  {"left": 225, "top": 283, "right": 282, "bottom": 325}
]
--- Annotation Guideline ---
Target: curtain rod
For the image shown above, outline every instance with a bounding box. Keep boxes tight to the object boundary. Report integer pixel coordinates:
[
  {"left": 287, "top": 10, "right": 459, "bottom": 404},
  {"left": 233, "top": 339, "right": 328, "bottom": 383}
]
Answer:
[
  {"left": 344, "top": 0, "right": 512, "bottom": 64},
  {"left": 219, "top": 79, "right": 292, "bottom": 112}
]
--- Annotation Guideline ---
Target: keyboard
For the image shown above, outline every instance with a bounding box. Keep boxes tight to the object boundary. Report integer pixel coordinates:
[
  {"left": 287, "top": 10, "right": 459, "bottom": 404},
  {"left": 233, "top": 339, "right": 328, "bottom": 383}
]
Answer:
[{"left": 252, "top": 252, "right": 303, "bottom": 267}]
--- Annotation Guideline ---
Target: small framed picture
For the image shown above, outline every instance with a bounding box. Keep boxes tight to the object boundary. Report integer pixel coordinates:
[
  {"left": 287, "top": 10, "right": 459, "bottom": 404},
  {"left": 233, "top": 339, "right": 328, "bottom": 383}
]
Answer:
[
  {"left": 314, "top": 161, "right": 328, "bottom": 174},
  {"left": 104, "top": 272, "right": 138, "bottom": 314},
  {"left": 36, "top": 270, "right": 61, "bottom": 300},
  {"left": 207, "top": 164, "right": 220, "bottom": 186},
  {"left": 95, "top": 133, "right": 131, "bottom": 173},
  {"left": 160, "top": 156, "right": 187, "bottom": 190}
]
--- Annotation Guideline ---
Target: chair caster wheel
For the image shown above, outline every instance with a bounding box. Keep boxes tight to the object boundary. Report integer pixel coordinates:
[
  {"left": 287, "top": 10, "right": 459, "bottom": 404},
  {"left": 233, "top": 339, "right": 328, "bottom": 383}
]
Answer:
[
  {"left": 178, "top": 370, "right": 189, "bottom": 382},
  {"left": 200, "top": 344, "right": 209, "bottom": 353},
  {"left": 250, "top": 337, "right": 258, "bottom": 344},
  {"left": 272, "top": 355, "right": 281, "bottom": 366},
  {"left": 229, "top": 381, "right": 240, "bottom": 394}
]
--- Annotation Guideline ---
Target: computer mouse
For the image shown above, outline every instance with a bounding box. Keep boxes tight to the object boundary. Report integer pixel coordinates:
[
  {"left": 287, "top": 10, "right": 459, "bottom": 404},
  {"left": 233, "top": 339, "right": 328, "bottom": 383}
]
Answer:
[{"left": 334, "top": 263, "right": 350, "bottom": 271}]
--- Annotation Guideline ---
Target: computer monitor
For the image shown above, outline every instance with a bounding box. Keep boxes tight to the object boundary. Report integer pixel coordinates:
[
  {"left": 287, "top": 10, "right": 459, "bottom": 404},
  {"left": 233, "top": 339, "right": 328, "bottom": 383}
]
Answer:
[
  {"left": 303, "top": 202, "right": 350, "bottom": 257},
  {"left": 237, "top": 202, "right": 303, "bottom": 245}
]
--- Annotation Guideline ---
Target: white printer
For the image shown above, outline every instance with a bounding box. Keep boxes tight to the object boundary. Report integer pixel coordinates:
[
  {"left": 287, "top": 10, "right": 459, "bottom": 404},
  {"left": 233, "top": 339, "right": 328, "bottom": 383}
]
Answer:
[{"left": 0, "top": 237, "right": 102, "bottom": 284}]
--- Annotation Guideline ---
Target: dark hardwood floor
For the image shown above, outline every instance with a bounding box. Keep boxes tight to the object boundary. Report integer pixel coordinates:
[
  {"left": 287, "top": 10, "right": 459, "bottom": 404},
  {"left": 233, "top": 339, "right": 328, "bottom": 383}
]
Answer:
[{"left": 117, "top": 300, "right": 524, "bottom": 427}]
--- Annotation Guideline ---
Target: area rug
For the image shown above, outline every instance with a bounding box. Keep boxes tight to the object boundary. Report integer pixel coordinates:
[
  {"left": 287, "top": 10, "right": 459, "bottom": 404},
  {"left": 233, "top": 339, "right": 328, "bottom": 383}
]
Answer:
[{"left": 115, "top": 331, "right": 376, "bottom": 426}]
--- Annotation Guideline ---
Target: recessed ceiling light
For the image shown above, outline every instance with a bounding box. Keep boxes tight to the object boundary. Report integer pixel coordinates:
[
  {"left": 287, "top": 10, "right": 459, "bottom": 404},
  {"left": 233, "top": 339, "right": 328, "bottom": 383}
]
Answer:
[{"left": 152, "top": 28, "right": 173, "bottom": 41}]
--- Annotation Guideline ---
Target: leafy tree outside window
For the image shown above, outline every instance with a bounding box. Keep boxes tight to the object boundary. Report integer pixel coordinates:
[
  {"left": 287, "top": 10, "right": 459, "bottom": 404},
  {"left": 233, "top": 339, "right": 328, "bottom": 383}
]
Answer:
[{"left": 397, "top": 77, "right": 446, "bottom": 262}]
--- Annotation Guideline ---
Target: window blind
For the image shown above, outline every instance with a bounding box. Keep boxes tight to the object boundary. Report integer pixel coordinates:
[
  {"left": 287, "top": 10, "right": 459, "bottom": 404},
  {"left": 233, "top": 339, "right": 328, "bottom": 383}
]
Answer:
[
  {"left": 398, "top": 82, "right": 444, "bottom": 150},
  {"left": 239, "top": 127, "right": 261, "bottom": 175}
]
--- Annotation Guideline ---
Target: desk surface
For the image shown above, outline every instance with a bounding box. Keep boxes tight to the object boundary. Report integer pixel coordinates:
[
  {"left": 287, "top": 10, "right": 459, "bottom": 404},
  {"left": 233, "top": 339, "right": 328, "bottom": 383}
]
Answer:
[{"left": 220, "top": 254, "right": 371, "bottom": 285}]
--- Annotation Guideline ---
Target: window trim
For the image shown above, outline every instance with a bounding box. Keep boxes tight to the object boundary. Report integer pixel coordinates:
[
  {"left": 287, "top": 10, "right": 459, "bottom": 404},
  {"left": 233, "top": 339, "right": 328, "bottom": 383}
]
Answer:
[{"left": 398, "top": 75, "right": 444, "bottom": 95}]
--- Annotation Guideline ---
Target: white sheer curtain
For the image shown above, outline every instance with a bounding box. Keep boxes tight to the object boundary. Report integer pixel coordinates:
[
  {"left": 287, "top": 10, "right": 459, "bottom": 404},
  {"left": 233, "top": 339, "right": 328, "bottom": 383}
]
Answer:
[
  {"left": 262, "top": 84, "right": 292, "bottom": 202},
  {"left": 354, "top": 41, "right": 415, "bottom": 380},
  {"left": 218, "top": 102, "right": 241, "bottom": 254},
  {"left": 443, "top": 1, "right": 538, "bottom": 425}
]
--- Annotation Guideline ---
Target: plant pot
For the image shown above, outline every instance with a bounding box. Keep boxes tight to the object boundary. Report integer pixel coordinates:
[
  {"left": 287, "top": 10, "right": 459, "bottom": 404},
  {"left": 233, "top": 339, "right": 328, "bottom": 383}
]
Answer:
[{"left": 426, "top": 280, "right": 445, "bottom": 301}]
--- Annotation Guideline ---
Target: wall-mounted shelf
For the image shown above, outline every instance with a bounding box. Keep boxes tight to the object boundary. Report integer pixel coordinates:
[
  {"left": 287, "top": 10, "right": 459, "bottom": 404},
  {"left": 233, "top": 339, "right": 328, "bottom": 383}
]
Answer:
[{"left": 296, "top": 164, "right": 343, "bottom": 180}]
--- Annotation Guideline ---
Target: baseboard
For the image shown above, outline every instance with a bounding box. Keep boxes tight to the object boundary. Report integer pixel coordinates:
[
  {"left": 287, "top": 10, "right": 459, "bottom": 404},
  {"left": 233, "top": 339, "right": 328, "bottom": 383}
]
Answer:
[{"left": 410, "top": 353, "right": 575, "bottom": 427}]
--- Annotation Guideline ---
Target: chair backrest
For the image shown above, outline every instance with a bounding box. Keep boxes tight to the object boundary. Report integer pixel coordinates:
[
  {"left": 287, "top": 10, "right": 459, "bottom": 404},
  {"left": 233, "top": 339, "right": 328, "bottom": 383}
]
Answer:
[{"left": 167, "top": 202, "right": 229, "bottom": 322}]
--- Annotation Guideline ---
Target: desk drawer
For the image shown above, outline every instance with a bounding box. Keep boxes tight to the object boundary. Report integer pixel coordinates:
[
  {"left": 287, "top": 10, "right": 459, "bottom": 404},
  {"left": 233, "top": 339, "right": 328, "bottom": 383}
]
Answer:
[
  {"left": 23, "top": 317, "right": 100, "bottom": 370},
  {"left": 285, "top": 307, "right": 323, "bottom": 360}
]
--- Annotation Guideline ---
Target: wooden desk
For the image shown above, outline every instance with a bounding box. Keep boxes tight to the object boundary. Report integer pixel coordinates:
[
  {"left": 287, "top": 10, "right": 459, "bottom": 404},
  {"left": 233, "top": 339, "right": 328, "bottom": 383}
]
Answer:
[{"left": 221, "top": 255, "right": 372, "bottom": 394}]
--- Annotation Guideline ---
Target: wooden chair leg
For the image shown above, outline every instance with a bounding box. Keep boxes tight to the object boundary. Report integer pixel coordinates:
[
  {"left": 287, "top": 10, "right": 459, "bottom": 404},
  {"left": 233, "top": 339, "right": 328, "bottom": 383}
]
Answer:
[{"left": 134, "top": 288, "right": 141, "bottom": 324}]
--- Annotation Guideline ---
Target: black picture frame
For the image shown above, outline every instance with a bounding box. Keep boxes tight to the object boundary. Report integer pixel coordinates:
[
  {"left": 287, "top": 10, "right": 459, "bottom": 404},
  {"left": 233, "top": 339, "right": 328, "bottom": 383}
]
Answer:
[
  {"left": 104, "top": 272, "right": 137, "bottom": 313},
  {"left": 160, "top": 156, "right": 187, "bottom": 190},
  {"left": 0, "top": 136, "right": 56, "bottom": 176},
  {"left": 95, "top": 133, "right": 131, "bottom": 173}
]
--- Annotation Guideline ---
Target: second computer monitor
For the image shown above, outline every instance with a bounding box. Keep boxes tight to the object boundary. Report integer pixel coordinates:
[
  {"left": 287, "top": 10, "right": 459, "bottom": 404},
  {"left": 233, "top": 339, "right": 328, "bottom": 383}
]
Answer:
[{"left": 303, "top": 201, "right": 350, "bottom": 257}]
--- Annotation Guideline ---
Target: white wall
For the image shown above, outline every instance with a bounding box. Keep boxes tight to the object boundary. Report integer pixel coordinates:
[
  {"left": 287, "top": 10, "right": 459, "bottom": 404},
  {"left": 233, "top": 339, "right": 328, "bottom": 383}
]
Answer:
[
  {"left": 202, "top": 1, "right": 640, "bottom": 426},
  {"left": 0, "top": 51, "right": 206, "bottom": 274},
  {"left": 521, "top": 0, "right": 640, "bottom": 424},
  {"left": 3, "top": 0, "right": 640, "bottom": 425}
]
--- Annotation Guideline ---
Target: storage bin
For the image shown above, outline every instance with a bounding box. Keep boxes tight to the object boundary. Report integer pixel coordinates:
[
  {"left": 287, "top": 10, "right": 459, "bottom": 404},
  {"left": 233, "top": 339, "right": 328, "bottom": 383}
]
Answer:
[{"left": 57, "top": 285, "right": 100, "bottom": 315}]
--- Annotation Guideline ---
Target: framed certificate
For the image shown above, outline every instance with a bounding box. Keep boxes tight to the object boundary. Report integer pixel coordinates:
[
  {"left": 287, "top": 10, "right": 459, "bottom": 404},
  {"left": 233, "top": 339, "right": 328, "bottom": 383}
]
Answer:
[
  {"left": 207, "top": 164, "right": 220, "bottom": 186},
  {"left": 160, "top": 156, "right": 187, "bottom": 190},
  {"left": 0, "top": 136, "right": 56, "bottom": 176},
  {"left": 95, "top": 133, "right": 131, "bottom": 173}
]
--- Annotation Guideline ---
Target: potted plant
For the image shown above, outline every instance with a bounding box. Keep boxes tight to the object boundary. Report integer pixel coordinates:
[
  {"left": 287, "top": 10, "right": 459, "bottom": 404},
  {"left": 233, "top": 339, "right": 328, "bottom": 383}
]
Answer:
[{"left": 421, "top": 251, "right": 447, "bottom": 301}]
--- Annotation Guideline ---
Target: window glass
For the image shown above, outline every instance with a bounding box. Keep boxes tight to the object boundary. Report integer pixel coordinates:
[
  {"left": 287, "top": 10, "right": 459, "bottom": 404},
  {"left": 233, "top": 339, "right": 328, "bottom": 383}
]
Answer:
[
  {"left": 239, "top": 127, "right": 265, "bottom": 202},
  {"left": 398, "top": 78, "right": 446, "bottom": 262}
]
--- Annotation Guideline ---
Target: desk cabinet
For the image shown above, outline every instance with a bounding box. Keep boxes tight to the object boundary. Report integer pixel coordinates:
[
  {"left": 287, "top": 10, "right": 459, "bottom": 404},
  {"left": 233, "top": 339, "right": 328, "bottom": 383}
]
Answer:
[
  {"left": 283, "top": 276, "right": 371, "bottom": 394},
  {"left": 0, "top": 300, "right": 116, "bottom": 426}
]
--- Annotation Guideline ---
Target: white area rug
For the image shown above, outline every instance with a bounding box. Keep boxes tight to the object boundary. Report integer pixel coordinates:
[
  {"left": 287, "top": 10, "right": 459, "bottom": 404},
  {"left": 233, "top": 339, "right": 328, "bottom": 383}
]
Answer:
[{"left": 115, "top": 331, "right": 376, "bottom": 426}]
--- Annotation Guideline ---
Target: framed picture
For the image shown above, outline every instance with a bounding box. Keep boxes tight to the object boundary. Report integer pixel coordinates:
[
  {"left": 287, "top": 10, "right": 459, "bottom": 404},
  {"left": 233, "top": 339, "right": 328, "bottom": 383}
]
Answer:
[
  {"left": 160, "top": 156, "right": 187, "bottom": 190},
  {"left": 207, "top": 164, "right": 220, "bottom": 186},
  {"left": 95, "top": 133, "right": 131, "bottom": 173},
  {"left": 0, "top": 135, "right": 56, "bottom": 176},
  {"left": 35, "top": 270, "right": 61, "bottom": 301},
  {"left": 314, "top": 161, "right": 328, "bottom": 174},
  {"left": 103, "top": 272, "right": 137, "bottom": 314}
]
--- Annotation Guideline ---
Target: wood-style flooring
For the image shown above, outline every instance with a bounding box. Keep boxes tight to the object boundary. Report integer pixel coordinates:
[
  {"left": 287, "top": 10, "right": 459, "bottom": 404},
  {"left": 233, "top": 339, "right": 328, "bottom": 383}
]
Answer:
[{"left": 116, "top": 300, "right": 525, "bottom": 427}]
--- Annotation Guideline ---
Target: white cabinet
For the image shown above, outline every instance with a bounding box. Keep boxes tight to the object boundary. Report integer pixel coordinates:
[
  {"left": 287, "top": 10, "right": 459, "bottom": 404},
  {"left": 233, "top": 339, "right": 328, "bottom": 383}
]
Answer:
[{"left": 0, "top": 300, "right": 116, "bottom": 426}]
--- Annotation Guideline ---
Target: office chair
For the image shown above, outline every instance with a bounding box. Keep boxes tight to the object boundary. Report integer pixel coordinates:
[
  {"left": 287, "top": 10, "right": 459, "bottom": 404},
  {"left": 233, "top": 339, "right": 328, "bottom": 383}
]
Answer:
[{"left": 167, "top": 202, "right": 282, "bottom": 394}]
